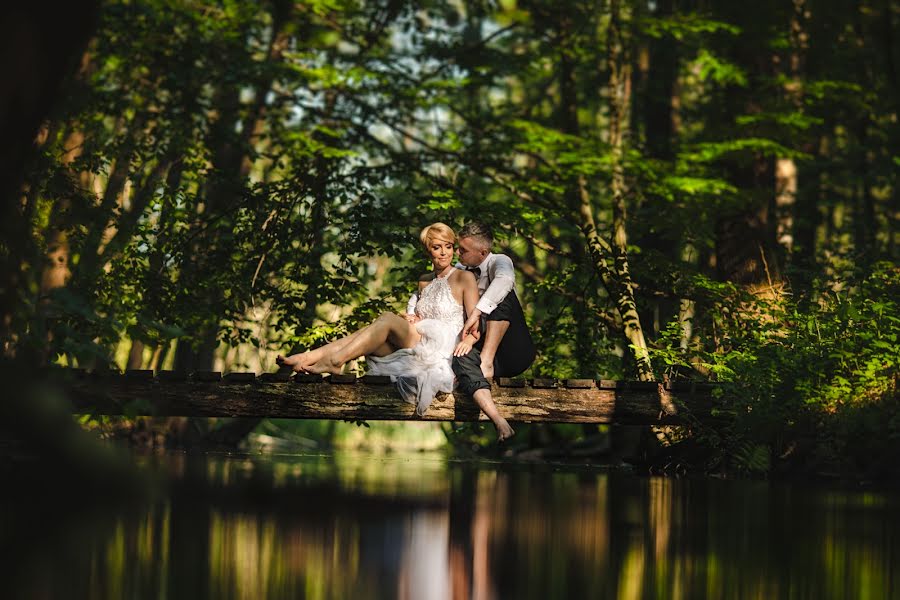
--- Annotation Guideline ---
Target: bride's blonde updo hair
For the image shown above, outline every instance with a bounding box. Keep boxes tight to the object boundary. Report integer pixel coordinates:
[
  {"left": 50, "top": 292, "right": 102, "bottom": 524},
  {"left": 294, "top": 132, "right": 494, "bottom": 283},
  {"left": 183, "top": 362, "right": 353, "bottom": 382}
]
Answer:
[{"left": 419, "top": 222, "right": 456, "bottom": 250}]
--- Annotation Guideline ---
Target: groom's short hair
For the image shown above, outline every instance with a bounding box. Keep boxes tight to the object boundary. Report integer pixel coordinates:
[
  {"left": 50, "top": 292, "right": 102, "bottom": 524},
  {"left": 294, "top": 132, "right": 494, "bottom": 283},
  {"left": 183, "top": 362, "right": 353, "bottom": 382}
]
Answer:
[{"left": 459, "top": 222, "right": 493, "bottom": 249}]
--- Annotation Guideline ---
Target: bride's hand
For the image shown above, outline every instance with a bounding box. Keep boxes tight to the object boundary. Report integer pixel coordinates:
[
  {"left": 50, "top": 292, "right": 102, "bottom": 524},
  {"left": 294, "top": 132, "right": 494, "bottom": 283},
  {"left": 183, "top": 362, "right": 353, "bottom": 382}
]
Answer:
[
  {"left": 453, "top": 339, "right": 473, "bottom": 357},
  {"left": 402, "top": 313, "right": 421, "bottom": 324}
]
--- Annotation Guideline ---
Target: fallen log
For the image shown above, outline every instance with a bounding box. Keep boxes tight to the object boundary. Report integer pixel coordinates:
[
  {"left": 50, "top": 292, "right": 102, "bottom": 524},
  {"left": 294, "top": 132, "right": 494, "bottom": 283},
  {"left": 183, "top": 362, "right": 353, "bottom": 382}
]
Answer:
[{"left": 56, "top": 369, "right": 717, "bottom": 425}]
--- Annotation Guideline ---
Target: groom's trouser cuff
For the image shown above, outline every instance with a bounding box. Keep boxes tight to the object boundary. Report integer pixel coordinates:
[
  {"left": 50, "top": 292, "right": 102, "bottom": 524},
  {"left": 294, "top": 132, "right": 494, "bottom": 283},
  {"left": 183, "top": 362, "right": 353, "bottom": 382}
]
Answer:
[{"left": 452, "top": 349, "right": 490, "bottom": 396}]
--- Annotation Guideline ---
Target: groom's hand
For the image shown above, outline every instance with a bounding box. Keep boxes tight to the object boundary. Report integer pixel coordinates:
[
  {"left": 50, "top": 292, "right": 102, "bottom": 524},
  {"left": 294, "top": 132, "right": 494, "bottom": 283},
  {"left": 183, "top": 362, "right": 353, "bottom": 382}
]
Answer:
[{"left": 463, "top": 310, "right": 482, "bottom": 337}]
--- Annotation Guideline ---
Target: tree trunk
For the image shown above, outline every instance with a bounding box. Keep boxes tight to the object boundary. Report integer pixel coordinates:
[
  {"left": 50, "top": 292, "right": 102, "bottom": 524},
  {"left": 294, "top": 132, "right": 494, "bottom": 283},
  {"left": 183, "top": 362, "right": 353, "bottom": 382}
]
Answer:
[
  {"left": 794, "top": 126, "right": 829, "bottom": 301},
  {"left": 714, "top": 167, "right": 782, "bottom": 297},
  {"left": 175, "top": 7, "right": 293, "bottom": 446},
  {"left": 126, "top": 340, "right": 145, "bottom": 370},
  {"left": 715, "top": 122, "right": 782, "bottom": 295},
  {"left": 556, "top": 13, "right": 600, "bottom": 377},
  {"left": 39, "top": 128, "right": 85, "bottom": 301},
  {"left": 642, "top": 0, "right": 677, "bottom": 161},
  {"left": 605, "top": 0, "right": 653, "bottom": 380},
  {"left": 775, "top": 158, "right": 797, "bottom": 253},
  {"left": 855, "top": 117, "right": 875, "bottom": 258},
  {"left": 0, "top": 5, "right": 99, "bottom": 353},
  {"left": 173, "top": 77, "right": 244, "bottom": 372},
  {"left": 576, "top": 182, "right": 653, "bottom": 381},
  {"left": 714, "top": 4, "right": 784, "bottom": 299},
  {"left": 175, "top": 7, "right": 292, "bottom": 373},
  {"left": 548, "top": 2, "right": 653, "bottom": 381},
  {"left": 635, "top": 0, "right": 680, "bottom": 341},
  {"left": 775, "top": 0, "right": 808, "bottom": 258}
]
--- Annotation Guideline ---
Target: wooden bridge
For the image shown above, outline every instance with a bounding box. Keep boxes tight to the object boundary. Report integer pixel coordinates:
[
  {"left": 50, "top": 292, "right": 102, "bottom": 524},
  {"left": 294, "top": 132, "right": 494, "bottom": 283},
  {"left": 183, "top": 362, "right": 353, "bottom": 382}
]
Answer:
[{"left": 58, "top": 369, "right": 717, "bottom": 425}]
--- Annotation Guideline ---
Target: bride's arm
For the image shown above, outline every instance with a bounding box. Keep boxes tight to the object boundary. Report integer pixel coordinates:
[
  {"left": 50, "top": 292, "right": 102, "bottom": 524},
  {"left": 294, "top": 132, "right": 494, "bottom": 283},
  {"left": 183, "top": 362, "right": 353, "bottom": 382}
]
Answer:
[
  {"left": 404, "top": 276, "right": 430, "bottom": 324},
  {"left": 453, "top": 272, "right": 481, "bottom": 356},
  {"left": 460, "top": 271, "right": 481, "bottom": 322}
]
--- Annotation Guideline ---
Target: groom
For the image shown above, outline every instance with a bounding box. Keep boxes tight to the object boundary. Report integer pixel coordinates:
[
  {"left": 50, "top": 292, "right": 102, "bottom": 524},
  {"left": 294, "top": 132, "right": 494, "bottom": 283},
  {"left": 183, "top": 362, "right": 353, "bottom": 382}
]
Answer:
[{"left": 449, "top": 222, "right": 536, "bottom": 405}]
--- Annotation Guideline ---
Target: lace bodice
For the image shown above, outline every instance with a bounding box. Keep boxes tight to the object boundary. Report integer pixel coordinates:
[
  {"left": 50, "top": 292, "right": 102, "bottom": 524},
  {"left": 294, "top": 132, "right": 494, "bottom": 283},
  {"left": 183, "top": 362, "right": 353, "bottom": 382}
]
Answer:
[{"left": 415, "top": 274, "right": 464, "bottom": 337}]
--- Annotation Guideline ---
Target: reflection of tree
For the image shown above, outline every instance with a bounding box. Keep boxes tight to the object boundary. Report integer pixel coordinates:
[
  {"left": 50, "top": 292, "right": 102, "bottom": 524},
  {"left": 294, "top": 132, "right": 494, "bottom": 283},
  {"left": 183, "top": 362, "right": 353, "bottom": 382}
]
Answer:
[
  {"left": 484, "top": 469, "right": 614, "bottom": 598},
  {"left": 168, "top": 456, "right": 210, "bottom": 599},
  {"left": 6, "top": 457, "right": 899, "bottom": 599},
  {"left": 448, "top": 467, "right": 476, "bottom": 599},
  {"left": 471, "top": 471, "right": 500, "bottom": 600},
  {"left": 648, "top": 478, "right": 672, "bottom": 561},
  {"left": 447, "top": 468, "right": 511, "bottom": 600}
]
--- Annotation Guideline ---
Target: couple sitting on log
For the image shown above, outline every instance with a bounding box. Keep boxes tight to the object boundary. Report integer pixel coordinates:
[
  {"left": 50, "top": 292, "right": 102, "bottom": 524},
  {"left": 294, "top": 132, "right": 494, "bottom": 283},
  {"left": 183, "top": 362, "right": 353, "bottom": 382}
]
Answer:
[{"left": 278, "top": 222, "right": 535, "bottom": 442}]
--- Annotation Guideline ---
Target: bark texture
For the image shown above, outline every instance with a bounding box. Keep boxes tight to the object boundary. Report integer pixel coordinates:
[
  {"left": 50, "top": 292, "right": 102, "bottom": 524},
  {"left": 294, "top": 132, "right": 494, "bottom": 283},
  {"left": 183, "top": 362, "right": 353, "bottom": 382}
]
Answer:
[{"left": 63, "top": 373, "right": 708, "bottom": 424}]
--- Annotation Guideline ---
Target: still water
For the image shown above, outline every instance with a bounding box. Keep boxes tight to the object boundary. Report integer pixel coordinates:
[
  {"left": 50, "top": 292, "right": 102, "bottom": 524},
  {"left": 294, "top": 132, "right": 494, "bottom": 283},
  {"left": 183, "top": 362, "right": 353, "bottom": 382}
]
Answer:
[{"left": 4, "top": 451, "right": 899, "bottom": 599}]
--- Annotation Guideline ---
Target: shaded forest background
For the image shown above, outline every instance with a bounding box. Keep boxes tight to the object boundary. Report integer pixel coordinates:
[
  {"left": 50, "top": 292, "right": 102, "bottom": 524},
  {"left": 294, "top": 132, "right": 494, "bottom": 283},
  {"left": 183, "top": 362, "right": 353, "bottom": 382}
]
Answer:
[{"left": 1, "top": 0, "right": 897, "bottom": 478}]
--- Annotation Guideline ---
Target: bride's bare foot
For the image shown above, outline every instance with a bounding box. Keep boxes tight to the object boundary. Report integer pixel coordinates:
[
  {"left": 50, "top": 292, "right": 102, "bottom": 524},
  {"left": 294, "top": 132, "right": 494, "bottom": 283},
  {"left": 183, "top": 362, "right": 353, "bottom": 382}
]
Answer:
[
  {"left": 276, "top": 352, "right": 313, "bottom": 373},
  {"left": 303, "top": 354, "right": 344, "bottom": 375}
]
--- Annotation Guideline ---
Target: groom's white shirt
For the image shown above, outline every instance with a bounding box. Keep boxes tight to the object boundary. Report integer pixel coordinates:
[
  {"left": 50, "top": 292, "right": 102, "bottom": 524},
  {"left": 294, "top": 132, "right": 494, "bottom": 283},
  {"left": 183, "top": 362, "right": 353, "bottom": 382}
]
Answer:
[{"left": 407, "top": 252, "right": 516, "bottom": 315}]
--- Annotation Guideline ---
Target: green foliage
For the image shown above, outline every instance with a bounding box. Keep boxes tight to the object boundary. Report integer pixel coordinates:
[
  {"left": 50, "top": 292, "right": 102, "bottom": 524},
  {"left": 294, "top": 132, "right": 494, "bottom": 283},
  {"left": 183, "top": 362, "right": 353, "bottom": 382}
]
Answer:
[
  {"left": 649, "top": 263, "right": 900, "bottom": 477},
  {"left": 693, "top": 49, "right": 748, "bottom": 86},
  {"left": 4, "top": 0, "right": 896, "bottom": 476},
  {"left": 638, "top": 13, "right": 741, "bottom": 41}
]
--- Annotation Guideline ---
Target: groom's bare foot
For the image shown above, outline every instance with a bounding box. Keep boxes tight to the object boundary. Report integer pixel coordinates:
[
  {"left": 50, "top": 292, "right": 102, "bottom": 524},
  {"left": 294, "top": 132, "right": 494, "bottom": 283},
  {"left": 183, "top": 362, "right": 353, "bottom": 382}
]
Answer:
[
  {"left": 480, "top": 360, "right": 495, "bottom": 380},
  {"left": 496, "top": 419, "right": 515, "bottom": 443}
]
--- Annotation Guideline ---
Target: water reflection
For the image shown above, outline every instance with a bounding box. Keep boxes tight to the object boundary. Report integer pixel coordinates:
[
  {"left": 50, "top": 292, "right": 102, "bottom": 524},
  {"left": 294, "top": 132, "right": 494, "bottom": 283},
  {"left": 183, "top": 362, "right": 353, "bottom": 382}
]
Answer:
[{"left": 3, "top": 452, "right": 898, "bottom": 599}]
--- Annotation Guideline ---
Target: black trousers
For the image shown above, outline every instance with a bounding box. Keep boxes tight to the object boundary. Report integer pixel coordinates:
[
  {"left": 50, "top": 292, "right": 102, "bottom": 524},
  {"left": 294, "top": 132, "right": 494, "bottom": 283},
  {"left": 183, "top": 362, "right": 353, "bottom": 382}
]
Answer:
[{"left": 452, "top": 292, "right": 536, "bottom": 396}]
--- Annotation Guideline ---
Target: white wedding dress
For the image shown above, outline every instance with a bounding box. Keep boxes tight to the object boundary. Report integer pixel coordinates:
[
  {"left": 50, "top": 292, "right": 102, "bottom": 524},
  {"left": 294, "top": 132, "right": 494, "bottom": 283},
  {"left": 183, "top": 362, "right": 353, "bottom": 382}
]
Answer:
[{"left": 366, "top": 270, "right": 464, "bottom": 416}]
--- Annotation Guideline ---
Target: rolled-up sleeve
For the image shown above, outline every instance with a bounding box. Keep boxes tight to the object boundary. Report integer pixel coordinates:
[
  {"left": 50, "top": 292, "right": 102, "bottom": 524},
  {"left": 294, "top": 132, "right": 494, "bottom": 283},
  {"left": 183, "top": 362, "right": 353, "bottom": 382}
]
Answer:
[{"left": 476, "top": 255, "right": 516, "bottom": 314}]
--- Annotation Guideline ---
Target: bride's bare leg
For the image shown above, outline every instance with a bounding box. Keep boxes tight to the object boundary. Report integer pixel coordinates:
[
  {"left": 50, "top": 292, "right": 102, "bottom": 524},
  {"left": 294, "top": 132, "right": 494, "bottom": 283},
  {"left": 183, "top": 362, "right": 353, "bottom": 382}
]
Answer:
[
  {"left": 471, "top": 388, "right": 515, "bottom": 442},
  {"left": 305, "top": 313, "right": 421, "bottom": 374},
  {"left": 277, "top": 327, "right": 369, "bottom": 372}
]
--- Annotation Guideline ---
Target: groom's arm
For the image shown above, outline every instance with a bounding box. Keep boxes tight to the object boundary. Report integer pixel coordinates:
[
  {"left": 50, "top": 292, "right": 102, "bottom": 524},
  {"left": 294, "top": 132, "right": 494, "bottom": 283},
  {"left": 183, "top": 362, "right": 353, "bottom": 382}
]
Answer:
[
  {"left": 463, "top": 255, "right": 516, "bottom": 335},
  {"left": 476, "top": 254, "right": 516, "bottom": 315}
]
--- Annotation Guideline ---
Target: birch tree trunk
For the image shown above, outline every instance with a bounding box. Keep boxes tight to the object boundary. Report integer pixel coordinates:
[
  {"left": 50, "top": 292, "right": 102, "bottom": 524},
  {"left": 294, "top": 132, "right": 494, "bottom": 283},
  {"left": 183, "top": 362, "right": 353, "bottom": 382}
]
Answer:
[
  {"left": 550, "top": 2, "right": 653, "bottom": 381},
  {"left": 775, "top": 0, "right": 808, "bottom": 256}
]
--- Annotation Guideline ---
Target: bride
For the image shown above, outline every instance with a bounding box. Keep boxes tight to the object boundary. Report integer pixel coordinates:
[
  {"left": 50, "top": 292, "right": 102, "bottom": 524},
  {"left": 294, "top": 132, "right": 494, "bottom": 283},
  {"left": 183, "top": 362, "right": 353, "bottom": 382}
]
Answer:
[{"left": 277, "top": 222, "right": 514, "bottom": 440}]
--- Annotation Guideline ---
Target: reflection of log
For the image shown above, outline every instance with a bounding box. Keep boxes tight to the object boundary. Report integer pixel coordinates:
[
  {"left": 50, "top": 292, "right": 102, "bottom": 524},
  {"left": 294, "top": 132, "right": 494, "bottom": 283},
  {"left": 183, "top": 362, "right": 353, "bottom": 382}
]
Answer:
[{"left": 58, "top": 369, "right": 716, "bottom": 425}]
